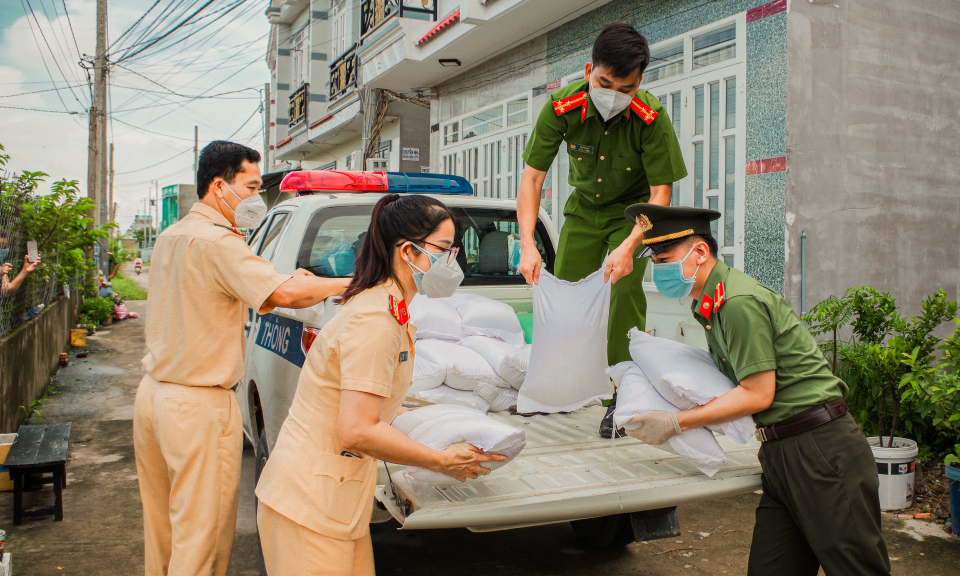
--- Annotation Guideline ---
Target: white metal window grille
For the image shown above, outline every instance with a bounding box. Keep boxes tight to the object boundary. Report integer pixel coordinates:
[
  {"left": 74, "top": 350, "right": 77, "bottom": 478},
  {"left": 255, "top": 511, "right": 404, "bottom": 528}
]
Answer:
[{"left": 439, "top": 93, "right": 531, "bottom": 200}]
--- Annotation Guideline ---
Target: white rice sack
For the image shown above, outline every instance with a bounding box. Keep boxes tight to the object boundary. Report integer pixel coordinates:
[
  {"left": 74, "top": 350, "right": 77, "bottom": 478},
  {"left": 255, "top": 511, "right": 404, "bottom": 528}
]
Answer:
[
  {"left": 408, "top": 296, "right": 462, "bottom": 341},
  {"left": 460, "top": 336, "right": 529, "bottom": 389},
  {"left": 415, "top": 339, "right": 508, "bottom": 391},
  {"left": 474, "top": 381, "right": 519, "bottom": 412},
  {"left": 517, "top": 269, "right": 613, "bottom": 414},
  {"left": 448, "top": 293, "right": 525, "bottom": 346},
  {"left": 609, "top": 362, "right": 727, "bottom": 477},
  {"left": 661, "top": 373, "right": 756, "bottom": 444},
  {"left": 392, "top": 404, "right": 527, "bottom": 485},
  {"left": 410, "top": 356, "right": 445, "bottom": 395},
  {"left": 628, "top": 328, "right": 754, "bottom": 444},
  {"left": 508, "top": 345, "right": 532, "bottom": 390},
  {"left": 414, "top": 385, "right": 490, "bottom": 413}
]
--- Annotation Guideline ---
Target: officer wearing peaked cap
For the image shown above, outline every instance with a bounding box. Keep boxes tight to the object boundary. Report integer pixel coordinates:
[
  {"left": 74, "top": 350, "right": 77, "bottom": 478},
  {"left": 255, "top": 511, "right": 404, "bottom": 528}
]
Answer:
[
  {"left": 624, "top": 203, "right": 891, "bottom": 576},
  {"left": 517, "top": 23, "right": 687, "bottom": 438}
]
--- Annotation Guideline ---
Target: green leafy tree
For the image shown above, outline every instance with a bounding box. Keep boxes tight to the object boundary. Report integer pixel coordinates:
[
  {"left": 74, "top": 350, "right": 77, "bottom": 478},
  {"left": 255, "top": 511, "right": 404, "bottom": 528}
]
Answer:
[
  {"left": 1, "top": 143, "right": 115, "bottom": 290},
  {"left": 132, "top": 227, "right": 157, "bottom": 245},
  {"left": 21, "top": 179, "right": 115, "bottom": 288}
]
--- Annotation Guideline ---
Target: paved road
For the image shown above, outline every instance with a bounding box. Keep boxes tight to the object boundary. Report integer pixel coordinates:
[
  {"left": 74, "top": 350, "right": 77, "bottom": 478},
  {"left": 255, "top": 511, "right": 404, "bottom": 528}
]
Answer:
[{"left": 0, "top": 269, "right": 956, "bottom": 575}]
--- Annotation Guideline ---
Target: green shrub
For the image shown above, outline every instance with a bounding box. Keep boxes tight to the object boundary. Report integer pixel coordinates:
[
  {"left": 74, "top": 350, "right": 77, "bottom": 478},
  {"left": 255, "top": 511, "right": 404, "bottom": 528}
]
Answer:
[
  {"left": 804, "top": 288, "right": 959, "bottom": 455},
  {"left": 80, "top": 297, "right": 114, "bottom": 324}
]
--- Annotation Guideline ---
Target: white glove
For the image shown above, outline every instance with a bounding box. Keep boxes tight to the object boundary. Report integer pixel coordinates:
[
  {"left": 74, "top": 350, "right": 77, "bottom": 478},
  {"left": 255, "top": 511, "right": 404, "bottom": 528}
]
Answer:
[{"left": 626, "top": 410, "right": 682, "bottom": 445}]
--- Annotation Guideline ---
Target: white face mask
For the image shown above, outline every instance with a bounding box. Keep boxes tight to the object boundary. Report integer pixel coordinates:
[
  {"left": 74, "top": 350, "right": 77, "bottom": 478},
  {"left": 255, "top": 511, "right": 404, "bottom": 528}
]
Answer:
[
  {"left": 219, "top": 180, "right": 267, "bottom": 228},
  {"left": 407, "top": 243, "right": 463, "bottom": 299},
  {"left": 590, "top": 86, "right": 633, "bottom": 121}
]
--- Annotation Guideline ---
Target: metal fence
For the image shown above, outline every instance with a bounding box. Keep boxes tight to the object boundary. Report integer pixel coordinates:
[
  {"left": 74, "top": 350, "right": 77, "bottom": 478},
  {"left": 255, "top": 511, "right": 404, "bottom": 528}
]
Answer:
[{"left": 0, "top": 191, "right": 66, "bottom": 340}]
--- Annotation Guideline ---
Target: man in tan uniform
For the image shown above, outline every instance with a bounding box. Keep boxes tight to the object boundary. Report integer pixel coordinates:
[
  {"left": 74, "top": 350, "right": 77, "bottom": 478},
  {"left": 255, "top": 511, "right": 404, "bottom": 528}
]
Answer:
[{"left": 133, "top": 141, "right": 349, "bottom": 576}]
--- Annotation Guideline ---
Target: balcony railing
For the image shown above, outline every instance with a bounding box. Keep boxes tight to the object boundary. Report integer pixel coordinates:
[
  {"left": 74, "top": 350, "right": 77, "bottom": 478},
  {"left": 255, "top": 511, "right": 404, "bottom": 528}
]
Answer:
[
  {"left": 361, "top": 0, "right": 437, "bottom": 40},
  {"left": 329, "top": 45, "right": 358, "bottom": 103},
  {"left": 289, "top": 83, "right": 309, "bottom": 128}
]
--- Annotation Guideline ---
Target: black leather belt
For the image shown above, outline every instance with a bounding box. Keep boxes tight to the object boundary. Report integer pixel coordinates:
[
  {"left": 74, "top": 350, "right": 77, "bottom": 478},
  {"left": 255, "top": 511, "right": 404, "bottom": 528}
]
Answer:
[{"left": 755, "top": 400, "right": 848, "bottom": 443}]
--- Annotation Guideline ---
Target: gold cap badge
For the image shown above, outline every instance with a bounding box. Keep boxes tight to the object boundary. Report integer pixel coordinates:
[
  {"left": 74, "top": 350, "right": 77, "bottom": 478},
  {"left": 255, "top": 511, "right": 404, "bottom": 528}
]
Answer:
[{"left": 635, "top": 214, "right": 653, "bottom": 233}]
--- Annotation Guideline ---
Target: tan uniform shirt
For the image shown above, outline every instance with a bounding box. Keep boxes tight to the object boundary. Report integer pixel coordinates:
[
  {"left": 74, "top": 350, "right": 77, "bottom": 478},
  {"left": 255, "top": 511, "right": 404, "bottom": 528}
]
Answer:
[
  {"left": 143, "top": 203, "right": 291, "bottom": 387},
  {"left": 255, "top": 283, "right": 416, "bottom": 540}
]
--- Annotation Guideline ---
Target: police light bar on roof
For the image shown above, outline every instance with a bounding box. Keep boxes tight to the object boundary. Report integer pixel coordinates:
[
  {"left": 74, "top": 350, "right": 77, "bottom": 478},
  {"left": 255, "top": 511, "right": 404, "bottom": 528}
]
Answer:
[{"left": 279, "top": 170, "right": 473, "bottom": 195}]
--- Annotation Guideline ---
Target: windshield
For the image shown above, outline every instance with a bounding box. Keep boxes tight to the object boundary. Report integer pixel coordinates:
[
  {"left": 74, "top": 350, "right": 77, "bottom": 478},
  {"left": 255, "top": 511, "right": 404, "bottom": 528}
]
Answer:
[{"left": 295, "top": 204, "right": 554, "bottom": 286}]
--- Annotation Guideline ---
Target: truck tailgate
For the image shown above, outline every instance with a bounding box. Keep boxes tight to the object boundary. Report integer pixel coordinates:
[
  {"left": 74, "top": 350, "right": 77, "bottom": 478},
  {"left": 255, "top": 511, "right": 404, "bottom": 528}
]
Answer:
[{"left": 378, "top": 405, "right": 762, "bottom": 531}]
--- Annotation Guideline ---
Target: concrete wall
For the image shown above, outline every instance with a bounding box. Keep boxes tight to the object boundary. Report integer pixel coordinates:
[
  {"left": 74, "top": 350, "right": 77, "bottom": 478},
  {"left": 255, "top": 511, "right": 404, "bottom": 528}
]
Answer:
[
  {"left": 396, "top": 100, "right": 431, "bottom": 173},
  {"left": 784, "top": 0, "right": 960, "bottom": 315},
  {"left": 0, "top": 294, "right": 77, "bottom": 433}
]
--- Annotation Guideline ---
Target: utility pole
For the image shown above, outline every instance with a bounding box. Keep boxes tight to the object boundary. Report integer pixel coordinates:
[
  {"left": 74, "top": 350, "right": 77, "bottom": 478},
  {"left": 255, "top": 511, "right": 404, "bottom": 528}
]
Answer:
[
  {"left": 194, "top": 126, "right": 199, "bottom": 184},
  {"left": 108, "top": 142, "right": 114, "bottom": 234},
  {"left": 85, "top": 0, "right": 109, "bottom": 273}
]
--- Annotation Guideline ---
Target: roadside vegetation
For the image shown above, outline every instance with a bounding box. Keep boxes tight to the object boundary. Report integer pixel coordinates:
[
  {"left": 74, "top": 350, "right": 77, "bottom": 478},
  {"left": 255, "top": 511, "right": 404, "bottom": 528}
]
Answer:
[{"left": 111, "top": 273, "right": 147, "bottom": 300}]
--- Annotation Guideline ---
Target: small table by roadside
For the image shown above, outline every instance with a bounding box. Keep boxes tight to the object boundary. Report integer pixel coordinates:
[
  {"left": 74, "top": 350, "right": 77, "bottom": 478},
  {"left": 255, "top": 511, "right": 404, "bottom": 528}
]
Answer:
[{"left": 5, "top": 423, "right": 71, "bottom": 525}]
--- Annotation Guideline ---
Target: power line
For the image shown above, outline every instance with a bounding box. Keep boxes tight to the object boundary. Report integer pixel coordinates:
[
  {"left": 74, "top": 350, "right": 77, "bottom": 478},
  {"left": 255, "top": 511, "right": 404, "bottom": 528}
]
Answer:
[
  {"left": 22, "top": 0, "right": 88, "bottom": 109},
  {"left": 113, "top": 149, "right": 193, "bottom": 176},
  {"left": 0, "top": 104, "right": 84, "bottom": 114},
  {"left": 0, "top": 83, "right": 89, "bottom": 98},
  {"left": 17, "top": 0, "right": 83, "bottom": 118}
]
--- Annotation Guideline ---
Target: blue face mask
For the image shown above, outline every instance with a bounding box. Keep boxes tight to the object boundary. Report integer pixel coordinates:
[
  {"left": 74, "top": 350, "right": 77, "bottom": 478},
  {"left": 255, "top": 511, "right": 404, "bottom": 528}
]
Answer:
[
  {"left": 651, "top": 243, "right": 702, "bottom": 299},
  {"left": 0, "top": 248, "right": 8, "bottom": 262}
]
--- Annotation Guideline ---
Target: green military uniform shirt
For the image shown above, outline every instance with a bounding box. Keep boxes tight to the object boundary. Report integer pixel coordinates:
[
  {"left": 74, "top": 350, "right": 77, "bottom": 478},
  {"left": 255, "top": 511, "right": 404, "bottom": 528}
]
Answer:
[
  {"left": 692, "top": 261, "right": 848, "bottom": 427},
  {"left": 522, "top": 80, "right": 687, "bottom": 206}
]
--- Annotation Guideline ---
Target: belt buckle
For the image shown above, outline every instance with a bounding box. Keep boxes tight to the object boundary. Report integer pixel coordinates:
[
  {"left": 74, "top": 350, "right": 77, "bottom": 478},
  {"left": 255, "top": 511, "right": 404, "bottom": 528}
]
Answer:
[{"left": 755, "top": 428, "right": 767, "bottom": 443}]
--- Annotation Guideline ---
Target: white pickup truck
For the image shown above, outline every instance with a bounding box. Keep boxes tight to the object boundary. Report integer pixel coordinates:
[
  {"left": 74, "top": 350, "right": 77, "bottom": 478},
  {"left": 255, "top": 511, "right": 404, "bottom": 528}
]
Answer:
[{"left": 238, "top": 170, "right": 761, "bottom": 556}]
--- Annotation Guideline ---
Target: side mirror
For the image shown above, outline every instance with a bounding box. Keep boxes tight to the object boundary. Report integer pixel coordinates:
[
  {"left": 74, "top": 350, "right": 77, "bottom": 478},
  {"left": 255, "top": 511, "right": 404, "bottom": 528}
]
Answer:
[{"left": 294, "top": 301, "right": 325, "bottom": 326}]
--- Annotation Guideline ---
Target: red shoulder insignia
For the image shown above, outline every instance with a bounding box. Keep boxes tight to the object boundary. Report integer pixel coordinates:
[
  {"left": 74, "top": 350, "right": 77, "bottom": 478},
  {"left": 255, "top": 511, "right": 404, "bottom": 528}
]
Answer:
[
  {"left": 553, "top": 91, "right": 588, "bottom": 122},
  {"left": 714, "top": 282, "right": 726, "bottom": 311},
  {"left": 698, "top": 294, "right": 715, "bottom": 318},
  {"left": 389, "top": 295, "right": 409, "bottom": 325},
  {"left": 628, "top": 96, "right": 658, "bottom": 125}
]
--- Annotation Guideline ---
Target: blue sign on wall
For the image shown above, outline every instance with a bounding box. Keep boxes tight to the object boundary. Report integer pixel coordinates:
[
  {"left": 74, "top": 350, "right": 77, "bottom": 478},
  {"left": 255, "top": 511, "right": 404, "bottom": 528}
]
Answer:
[{"left": 254, "top": 313, "right": 305, "bottom": 367}]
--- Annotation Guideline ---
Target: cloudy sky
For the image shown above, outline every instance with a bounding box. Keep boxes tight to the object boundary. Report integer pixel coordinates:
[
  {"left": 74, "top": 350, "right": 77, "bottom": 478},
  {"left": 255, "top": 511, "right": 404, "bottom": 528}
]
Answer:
[{"left": 0, "top": 0, "right": 270, "bottom": 231}]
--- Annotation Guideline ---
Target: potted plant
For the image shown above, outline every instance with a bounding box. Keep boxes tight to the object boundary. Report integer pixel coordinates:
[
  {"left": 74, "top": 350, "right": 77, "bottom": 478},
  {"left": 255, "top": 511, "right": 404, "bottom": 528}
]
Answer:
[
  {"left": 77, "top": 314, "right": 96, "bottom": 335},
  {"left": 943, "top": 445, "right": 960, "bottom": 536},
  {"left": 805, "top": 288, "right": 958, "bottom": 510},
  {"left": 80, "top": 296, "right": 114, "bottom": 328}
]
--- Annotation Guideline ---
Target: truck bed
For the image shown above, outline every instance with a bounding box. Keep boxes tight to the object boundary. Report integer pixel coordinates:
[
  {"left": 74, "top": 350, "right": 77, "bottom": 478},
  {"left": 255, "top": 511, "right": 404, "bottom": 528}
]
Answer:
[{"left": 377, "top": 405, "right": 762, "bottom": 531}]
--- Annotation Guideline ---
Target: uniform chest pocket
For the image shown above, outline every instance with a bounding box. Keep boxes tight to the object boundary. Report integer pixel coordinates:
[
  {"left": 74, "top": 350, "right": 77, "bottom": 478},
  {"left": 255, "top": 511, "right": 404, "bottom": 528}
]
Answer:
[
  {"left": 612, "top": 156, "right": 636, "bottom": 171},
  {"left": 606, "top": 156, "right": 640, "bottom": 189},
  {"left": 313, "top": 452, "right": 374, "bottom": 525},
  {"left": 568, "top": 151, "right": 597, "bottom": 178}
]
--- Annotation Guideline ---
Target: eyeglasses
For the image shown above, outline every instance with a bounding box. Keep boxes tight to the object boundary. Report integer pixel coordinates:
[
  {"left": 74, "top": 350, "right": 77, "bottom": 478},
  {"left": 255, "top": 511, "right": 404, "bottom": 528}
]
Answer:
[{"left": 398, "top": 240, "right": 459, "bottom": 265}]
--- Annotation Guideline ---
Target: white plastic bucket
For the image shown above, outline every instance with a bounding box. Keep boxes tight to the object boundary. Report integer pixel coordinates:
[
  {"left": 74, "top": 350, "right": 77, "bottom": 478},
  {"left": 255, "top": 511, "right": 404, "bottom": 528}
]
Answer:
[{"left": 868, "top": 436, "right": 918, "bottom": 511}]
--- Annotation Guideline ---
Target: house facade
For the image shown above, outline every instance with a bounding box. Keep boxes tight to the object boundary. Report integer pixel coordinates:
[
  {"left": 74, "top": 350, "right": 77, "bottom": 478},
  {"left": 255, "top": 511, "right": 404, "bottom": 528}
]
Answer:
[{"left": 262, "top": 0, "right": 960, "bottom": 320}]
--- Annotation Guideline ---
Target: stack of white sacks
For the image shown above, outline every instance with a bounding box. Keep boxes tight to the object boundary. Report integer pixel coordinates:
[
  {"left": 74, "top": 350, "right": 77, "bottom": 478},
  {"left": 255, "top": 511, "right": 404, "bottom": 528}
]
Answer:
[
  {"left": 409, "top": 293, "right": 531, "bottom": 413},
  {"left": 612, "top": 328, "right": 756, "bottom": 477}
]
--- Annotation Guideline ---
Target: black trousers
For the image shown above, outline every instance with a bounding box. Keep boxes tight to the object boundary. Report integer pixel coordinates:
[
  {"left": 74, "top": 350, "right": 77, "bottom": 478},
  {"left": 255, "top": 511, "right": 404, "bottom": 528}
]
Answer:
[{"left": 747, "top": 413, "right": 892, "bottom": 576}]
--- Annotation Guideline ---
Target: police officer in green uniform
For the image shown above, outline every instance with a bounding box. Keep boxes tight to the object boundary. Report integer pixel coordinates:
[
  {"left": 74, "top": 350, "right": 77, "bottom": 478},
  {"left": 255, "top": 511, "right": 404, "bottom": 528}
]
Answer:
[
  {"left": 517, "top": 24, "right": 687, "bottom": 437},
  {"left": 625, "top": 204, "right": 891, "bottom": 576}
]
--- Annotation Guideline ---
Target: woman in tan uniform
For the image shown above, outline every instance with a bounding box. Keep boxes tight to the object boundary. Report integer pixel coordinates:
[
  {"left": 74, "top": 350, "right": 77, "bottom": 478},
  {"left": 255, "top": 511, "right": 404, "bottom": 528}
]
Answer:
[{"left": 255, "top": 194, "right": 507, "bottom": 575}]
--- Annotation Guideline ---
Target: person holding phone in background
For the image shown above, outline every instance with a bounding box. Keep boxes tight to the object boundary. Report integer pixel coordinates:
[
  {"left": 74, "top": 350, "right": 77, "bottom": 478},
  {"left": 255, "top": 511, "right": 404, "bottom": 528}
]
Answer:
[{"left": 0, "top": 231, "right": 41, "bottom": 298}]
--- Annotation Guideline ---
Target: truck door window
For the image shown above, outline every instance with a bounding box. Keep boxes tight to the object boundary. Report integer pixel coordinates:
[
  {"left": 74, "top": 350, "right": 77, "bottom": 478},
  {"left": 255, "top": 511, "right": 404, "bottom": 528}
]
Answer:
[
  {"left": 297, "top": 206, "right": 374, "bottom": 277},
  {"left": 296, "top": 204, "right": 553, "bottom": 284},
  {"left": 258, "top": 212, "right": 290, "bottom": 262}
]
